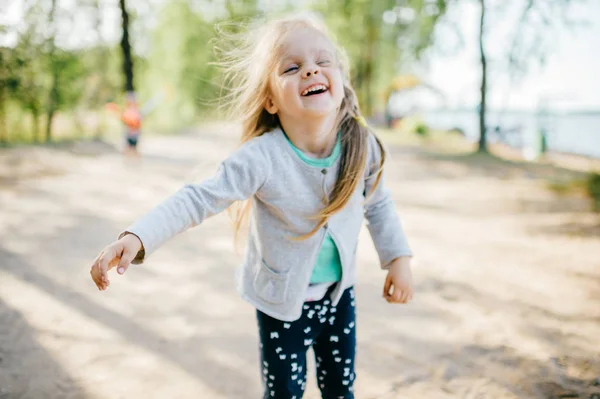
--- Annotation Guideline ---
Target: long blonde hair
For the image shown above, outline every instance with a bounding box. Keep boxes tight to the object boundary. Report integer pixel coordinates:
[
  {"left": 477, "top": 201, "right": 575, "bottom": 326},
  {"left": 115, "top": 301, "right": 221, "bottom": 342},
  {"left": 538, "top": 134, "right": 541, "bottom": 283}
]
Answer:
[{"left": 215, "top": 14, "right": 385, "bottom": 241}]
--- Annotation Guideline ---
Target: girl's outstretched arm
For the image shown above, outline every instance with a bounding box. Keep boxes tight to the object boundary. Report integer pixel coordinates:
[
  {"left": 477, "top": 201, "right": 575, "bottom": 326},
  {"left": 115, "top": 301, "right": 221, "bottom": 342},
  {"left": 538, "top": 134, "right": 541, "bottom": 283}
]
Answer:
[
  {"left": 363, "top": 134, "right": 413, "bottom": 269},
  {"left": 362, "top": 134, "right": 414, "bottom": 304},
  {"left": 89, "top": 137, "right": 271, "bottom": 289}
]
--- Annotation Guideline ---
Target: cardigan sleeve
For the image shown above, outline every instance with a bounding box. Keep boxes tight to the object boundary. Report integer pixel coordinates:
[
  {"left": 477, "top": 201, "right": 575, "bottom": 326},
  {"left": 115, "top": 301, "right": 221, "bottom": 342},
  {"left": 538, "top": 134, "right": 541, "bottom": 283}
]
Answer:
[
  {"left": 363, "top": 133, "right": 413, "bottom": 269},
  {"left": 122, "top": 137, "right": 272, "bottom": 263}
]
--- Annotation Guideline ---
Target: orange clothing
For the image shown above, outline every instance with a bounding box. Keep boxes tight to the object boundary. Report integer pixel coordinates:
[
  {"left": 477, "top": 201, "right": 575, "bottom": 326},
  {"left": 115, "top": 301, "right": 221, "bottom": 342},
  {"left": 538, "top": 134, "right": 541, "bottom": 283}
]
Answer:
[{"left": 121, "top": 106, "right": 142, "bottom": 130}]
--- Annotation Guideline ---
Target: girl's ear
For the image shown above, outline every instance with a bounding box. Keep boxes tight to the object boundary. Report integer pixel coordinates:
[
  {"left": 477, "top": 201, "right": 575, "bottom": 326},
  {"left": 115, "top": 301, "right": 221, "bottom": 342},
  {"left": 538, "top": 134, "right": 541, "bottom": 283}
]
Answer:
[{"left": 265, "top": 97, "right": 278, "bottom": 115}]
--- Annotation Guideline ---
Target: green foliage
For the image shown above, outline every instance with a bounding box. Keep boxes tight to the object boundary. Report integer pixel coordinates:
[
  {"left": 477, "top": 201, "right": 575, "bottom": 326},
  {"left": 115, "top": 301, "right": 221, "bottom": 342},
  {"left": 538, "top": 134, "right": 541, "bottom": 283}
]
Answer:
[
  {"left": 50, "top": 50, "right": 87, "bottom": 110},
  {"left": 314, "top": 0, "right": 446, "bottom": 115},
  {"left": 415, "top": 122, "right": 429, "bottom": 136},
  {"left": 2, "top": 42, "right": 123, "bottom": 142},
  {"left": 0, "top": 0, "right": 126, "bottom": 143},
  {"left": 587, "top": 173, "right": 600, "bottom": 212},
  {"left": 546, "top": 172, "right": 600, "bottom": 212},
  {"left": 2, "top": 0, "right": 448, "bottom": 142},
  {"left": 5, "top": 38, "right": 47, "bottom": 142},
  {"left": 77, "top": 45, "right": 123, "bottom": 108},
  {"left": 140, "top": 2, "right": 222, "bottom": 131}
]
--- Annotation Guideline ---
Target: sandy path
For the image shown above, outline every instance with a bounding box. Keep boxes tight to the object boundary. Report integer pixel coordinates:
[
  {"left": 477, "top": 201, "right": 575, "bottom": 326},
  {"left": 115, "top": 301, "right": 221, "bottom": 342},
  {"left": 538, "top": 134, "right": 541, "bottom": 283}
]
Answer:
[{"left": 0, "top": 124, "right": 598, "bottom": 399}]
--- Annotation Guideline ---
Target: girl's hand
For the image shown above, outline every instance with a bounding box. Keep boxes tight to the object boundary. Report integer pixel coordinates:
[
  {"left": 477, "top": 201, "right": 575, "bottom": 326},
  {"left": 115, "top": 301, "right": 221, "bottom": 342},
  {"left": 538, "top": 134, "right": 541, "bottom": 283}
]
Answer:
[
  {"left": 104, "top": 102, "right": 120, "bottom": 113},
  {"left": 383, "top": 257, "right": 413, "bottom": 304},
  {"left": 90, "top": 233, "right": 142, "bottom": 291}
]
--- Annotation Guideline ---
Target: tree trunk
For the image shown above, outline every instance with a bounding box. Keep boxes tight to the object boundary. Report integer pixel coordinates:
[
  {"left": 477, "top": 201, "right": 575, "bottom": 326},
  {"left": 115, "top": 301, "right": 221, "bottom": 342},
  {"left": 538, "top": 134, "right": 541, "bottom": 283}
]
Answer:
[
  {"left": 478, "top": 0, "right": 488, "bottom": 152},
  {"left": 119, "top": 0, "right": 135, "bottom": 92},
  {"left": 0, "top": 54, "right": 6, "bottom": 145},
  {"left": 45, "top": 0, "right": 58, "bottom": 143},
  {"left": 46, "top": 74, "right": 58, "bottom": 142},
  {"left": 32, "top": 109, "right": 40, "bottom": 143},
  {"left": 0, "top": 95, "right": 6, "bottom": 145},
  {"left": 0, "top": 103, "right": 5, "bottom": 145}
]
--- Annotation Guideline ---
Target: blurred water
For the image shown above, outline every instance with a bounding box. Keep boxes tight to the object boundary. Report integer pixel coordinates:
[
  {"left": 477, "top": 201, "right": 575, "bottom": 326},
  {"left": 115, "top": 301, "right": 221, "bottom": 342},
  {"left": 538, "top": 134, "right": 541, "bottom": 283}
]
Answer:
[{"left": 423, "top": 109, "right": 600, "bottom": 158}]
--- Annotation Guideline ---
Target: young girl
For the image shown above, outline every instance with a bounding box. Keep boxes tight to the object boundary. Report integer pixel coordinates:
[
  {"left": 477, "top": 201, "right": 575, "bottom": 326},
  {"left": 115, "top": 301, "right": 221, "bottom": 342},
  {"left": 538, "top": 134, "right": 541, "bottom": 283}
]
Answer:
[
  {"left": 90, "top": 14, "right": 413, "bottom": 399},
  {"left": 105, "top": 92, "right": 143, "bottom": 157},
  {"left": 106, "top": 90, "right": 165, "bottom": 157}
]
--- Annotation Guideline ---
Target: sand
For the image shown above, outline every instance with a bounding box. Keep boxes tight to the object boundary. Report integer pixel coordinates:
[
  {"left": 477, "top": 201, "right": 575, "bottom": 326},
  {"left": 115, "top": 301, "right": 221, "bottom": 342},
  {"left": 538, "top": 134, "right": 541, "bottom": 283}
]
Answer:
[{"left": 0, "top": 123, "right": 598, "bottom": 398}]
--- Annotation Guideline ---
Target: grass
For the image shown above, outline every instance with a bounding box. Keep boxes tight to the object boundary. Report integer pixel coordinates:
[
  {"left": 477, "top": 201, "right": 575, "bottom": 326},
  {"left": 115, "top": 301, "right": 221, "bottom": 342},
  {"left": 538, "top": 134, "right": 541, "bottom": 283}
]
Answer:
[{"left": 586, "top": 173, "right": 600, "bottom": 211}]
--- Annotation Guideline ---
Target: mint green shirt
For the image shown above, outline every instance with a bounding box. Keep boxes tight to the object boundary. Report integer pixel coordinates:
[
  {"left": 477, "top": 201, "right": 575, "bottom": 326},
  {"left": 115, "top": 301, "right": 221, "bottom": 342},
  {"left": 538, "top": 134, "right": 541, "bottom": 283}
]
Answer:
[{"left": 283, "top": 132, "right": 342, "bottom": 284}]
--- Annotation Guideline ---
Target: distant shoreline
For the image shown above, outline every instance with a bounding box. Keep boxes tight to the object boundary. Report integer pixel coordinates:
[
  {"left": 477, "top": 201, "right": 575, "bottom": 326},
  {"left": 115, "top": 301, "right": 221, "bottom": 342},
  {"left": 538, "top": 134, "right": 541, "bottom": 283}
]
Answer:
[
  {"left": 421, "top": 109, "right": 600, "bottom": 159},
  {"left": 426, "top": 108, "right": 600, "bottom": 116}
]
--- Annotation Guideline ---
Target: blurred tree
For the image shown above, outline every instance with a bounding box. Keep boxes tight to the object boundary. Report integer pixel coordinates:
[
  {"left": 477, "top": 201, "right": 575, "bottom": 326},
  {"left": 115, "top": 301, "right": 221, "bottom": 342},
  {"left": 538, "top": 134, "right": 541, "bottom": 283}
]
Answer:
[
  {"left": 0, "top": 23, "right": 8, "bottom": 145},
  {"left": 58, "top": 0, "right": 124, "bottom": 139},
  {"left": 477, "top": 0, "right": 487, "bottom": 152},
  {"left": 43, "top": 0, "right": 88, "bottom": 141},
  {"left": 119, "top": 0, "right": 135, "bottom": 93},
  {"left": 142, "top": 1, "right": 237, "bottom": 129},
  {"left": 2, "top": 0, "right": 155, "bottom": 143},
  {"left": 471, "top": 0, "right": 585, "bottom": 152},
  {"left": 45, "top": 0, "right": 59, "bottom": 142},
  {"left": 84, "top": 0, "right": 115, "bottom": 137},
  {"left": 9, "top": 5, "right": 47, "bottom": 143},
  {"left": 318, "top": 0, "right": 447, "bottom": 116},
  {"left": 0, "top": 47, "right": 13, "bottom": 145}
]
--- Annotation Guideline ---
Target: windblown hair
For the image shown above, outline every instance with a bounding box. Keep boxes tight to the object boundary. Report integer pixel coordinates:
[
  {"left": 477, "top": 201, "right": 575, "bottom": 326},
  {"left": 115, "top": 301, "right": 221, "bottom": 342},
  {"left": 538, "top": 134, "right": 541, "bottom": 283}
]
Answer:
[{"left": 215, "top": 13, "right": 385, "bottom": 241}]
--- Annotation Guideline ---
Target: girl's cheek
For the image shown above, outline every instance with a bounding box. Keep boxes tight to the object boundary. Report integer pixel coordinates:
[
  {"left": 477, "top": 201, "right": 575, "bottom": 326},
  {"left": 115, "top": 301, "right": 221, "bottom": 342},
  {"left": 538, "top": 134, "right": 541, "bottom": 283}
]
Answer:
[{"left": 281, "top": 81, "right": 297, "bottom": 95}]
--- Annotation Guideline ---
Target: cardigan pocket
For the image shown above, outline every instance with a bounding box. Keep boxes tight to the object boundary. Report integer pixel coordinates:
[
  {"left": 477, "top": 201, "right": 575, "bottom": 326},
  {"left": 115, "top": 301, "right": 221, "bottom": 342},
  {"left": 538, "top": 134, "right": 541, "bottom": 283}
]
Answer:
[{"left": 253, "top": 260, "right": 290, "bottom": 305}]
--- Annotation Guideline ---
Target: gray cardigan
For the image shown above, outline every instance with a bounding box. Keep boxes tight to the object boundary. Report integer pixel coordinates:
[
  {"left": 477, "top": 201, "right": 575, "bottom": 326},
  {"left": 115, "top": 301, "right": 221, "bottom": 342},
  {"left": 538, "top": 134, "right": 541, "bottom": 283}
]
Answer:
[{"left": 125, "top": 127, "right": 412, "bottom": 321}]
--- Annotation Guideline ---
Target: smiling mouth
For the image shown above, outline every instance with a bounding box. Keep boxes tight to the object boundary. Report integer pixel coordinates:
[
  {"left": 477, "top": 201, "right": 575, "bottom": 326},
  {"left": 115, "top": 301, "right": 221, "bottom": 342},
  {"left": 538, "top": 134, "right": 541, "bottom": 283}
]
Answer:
[{"left": 301, "top": 84, "right": 328, "bottom": 96}]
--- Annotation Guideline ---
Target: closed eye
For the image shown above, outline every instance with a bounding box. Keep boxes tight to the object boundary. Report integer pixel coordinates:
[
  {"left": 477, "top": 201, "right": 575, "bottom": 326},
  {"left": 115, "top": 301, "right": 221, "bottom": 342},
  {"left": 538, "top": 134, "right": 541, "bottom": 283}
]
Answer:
[
  {"left": 317, "top": 60, "right": 331, "bottom": 66},
  {"left": 283, "top": 65, "right": 299, "bottom": 74}
]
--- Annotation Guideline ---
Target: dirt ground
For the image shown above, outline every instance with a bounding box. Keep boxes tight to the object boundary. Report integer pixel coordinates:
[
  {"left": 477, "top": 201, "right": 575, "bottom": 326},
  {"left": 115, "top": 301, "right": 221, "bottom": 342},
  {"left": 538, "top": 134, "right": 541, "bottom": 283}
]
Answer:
[{"left": 0, "top": 124, "right": 599, "bottom": 399}]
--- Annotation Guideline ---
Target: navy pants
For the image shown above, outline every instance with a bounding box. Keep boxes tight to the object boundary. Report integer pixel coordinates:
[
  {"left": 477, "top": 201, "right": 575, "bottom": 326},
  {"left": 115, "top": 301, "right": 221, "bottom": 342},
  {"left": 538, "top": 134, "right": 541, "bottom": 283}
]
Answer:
[{"left": 257, "top": 286, "right": 356, "bottom": 399}]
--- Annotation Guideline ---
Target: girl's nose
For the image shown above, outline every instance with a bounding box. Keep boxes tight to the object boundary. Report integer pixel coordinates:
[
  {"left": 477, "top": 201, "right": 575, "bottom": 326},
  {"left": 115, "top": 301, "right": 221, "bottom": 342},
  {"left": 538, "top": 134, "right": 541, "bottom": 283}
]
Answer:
[{"left": 303, "top": 66, "right": 320, "bottom": 78}]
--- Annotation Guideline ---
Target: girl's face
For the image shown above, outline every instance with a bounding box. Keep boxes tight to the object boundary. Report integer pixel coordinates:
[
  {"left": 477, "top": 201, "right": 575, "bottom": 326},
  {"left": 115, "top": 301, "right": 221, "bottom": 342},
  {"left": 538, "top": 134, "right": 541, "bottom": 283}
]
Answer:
[{"left": 266, "top": 27, "right": 344, "bottom": 120}]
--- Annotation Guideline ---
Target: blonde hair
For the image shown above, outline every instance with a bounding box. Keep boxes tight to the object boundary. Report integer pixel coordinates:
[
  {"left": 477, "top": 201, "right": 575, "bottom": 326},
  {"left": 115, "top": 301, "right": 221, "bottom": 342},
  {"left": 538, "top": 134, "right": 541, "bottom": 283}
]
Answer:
[{"left": 215, "top": 13, "right": 385, "bottom": 241}]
